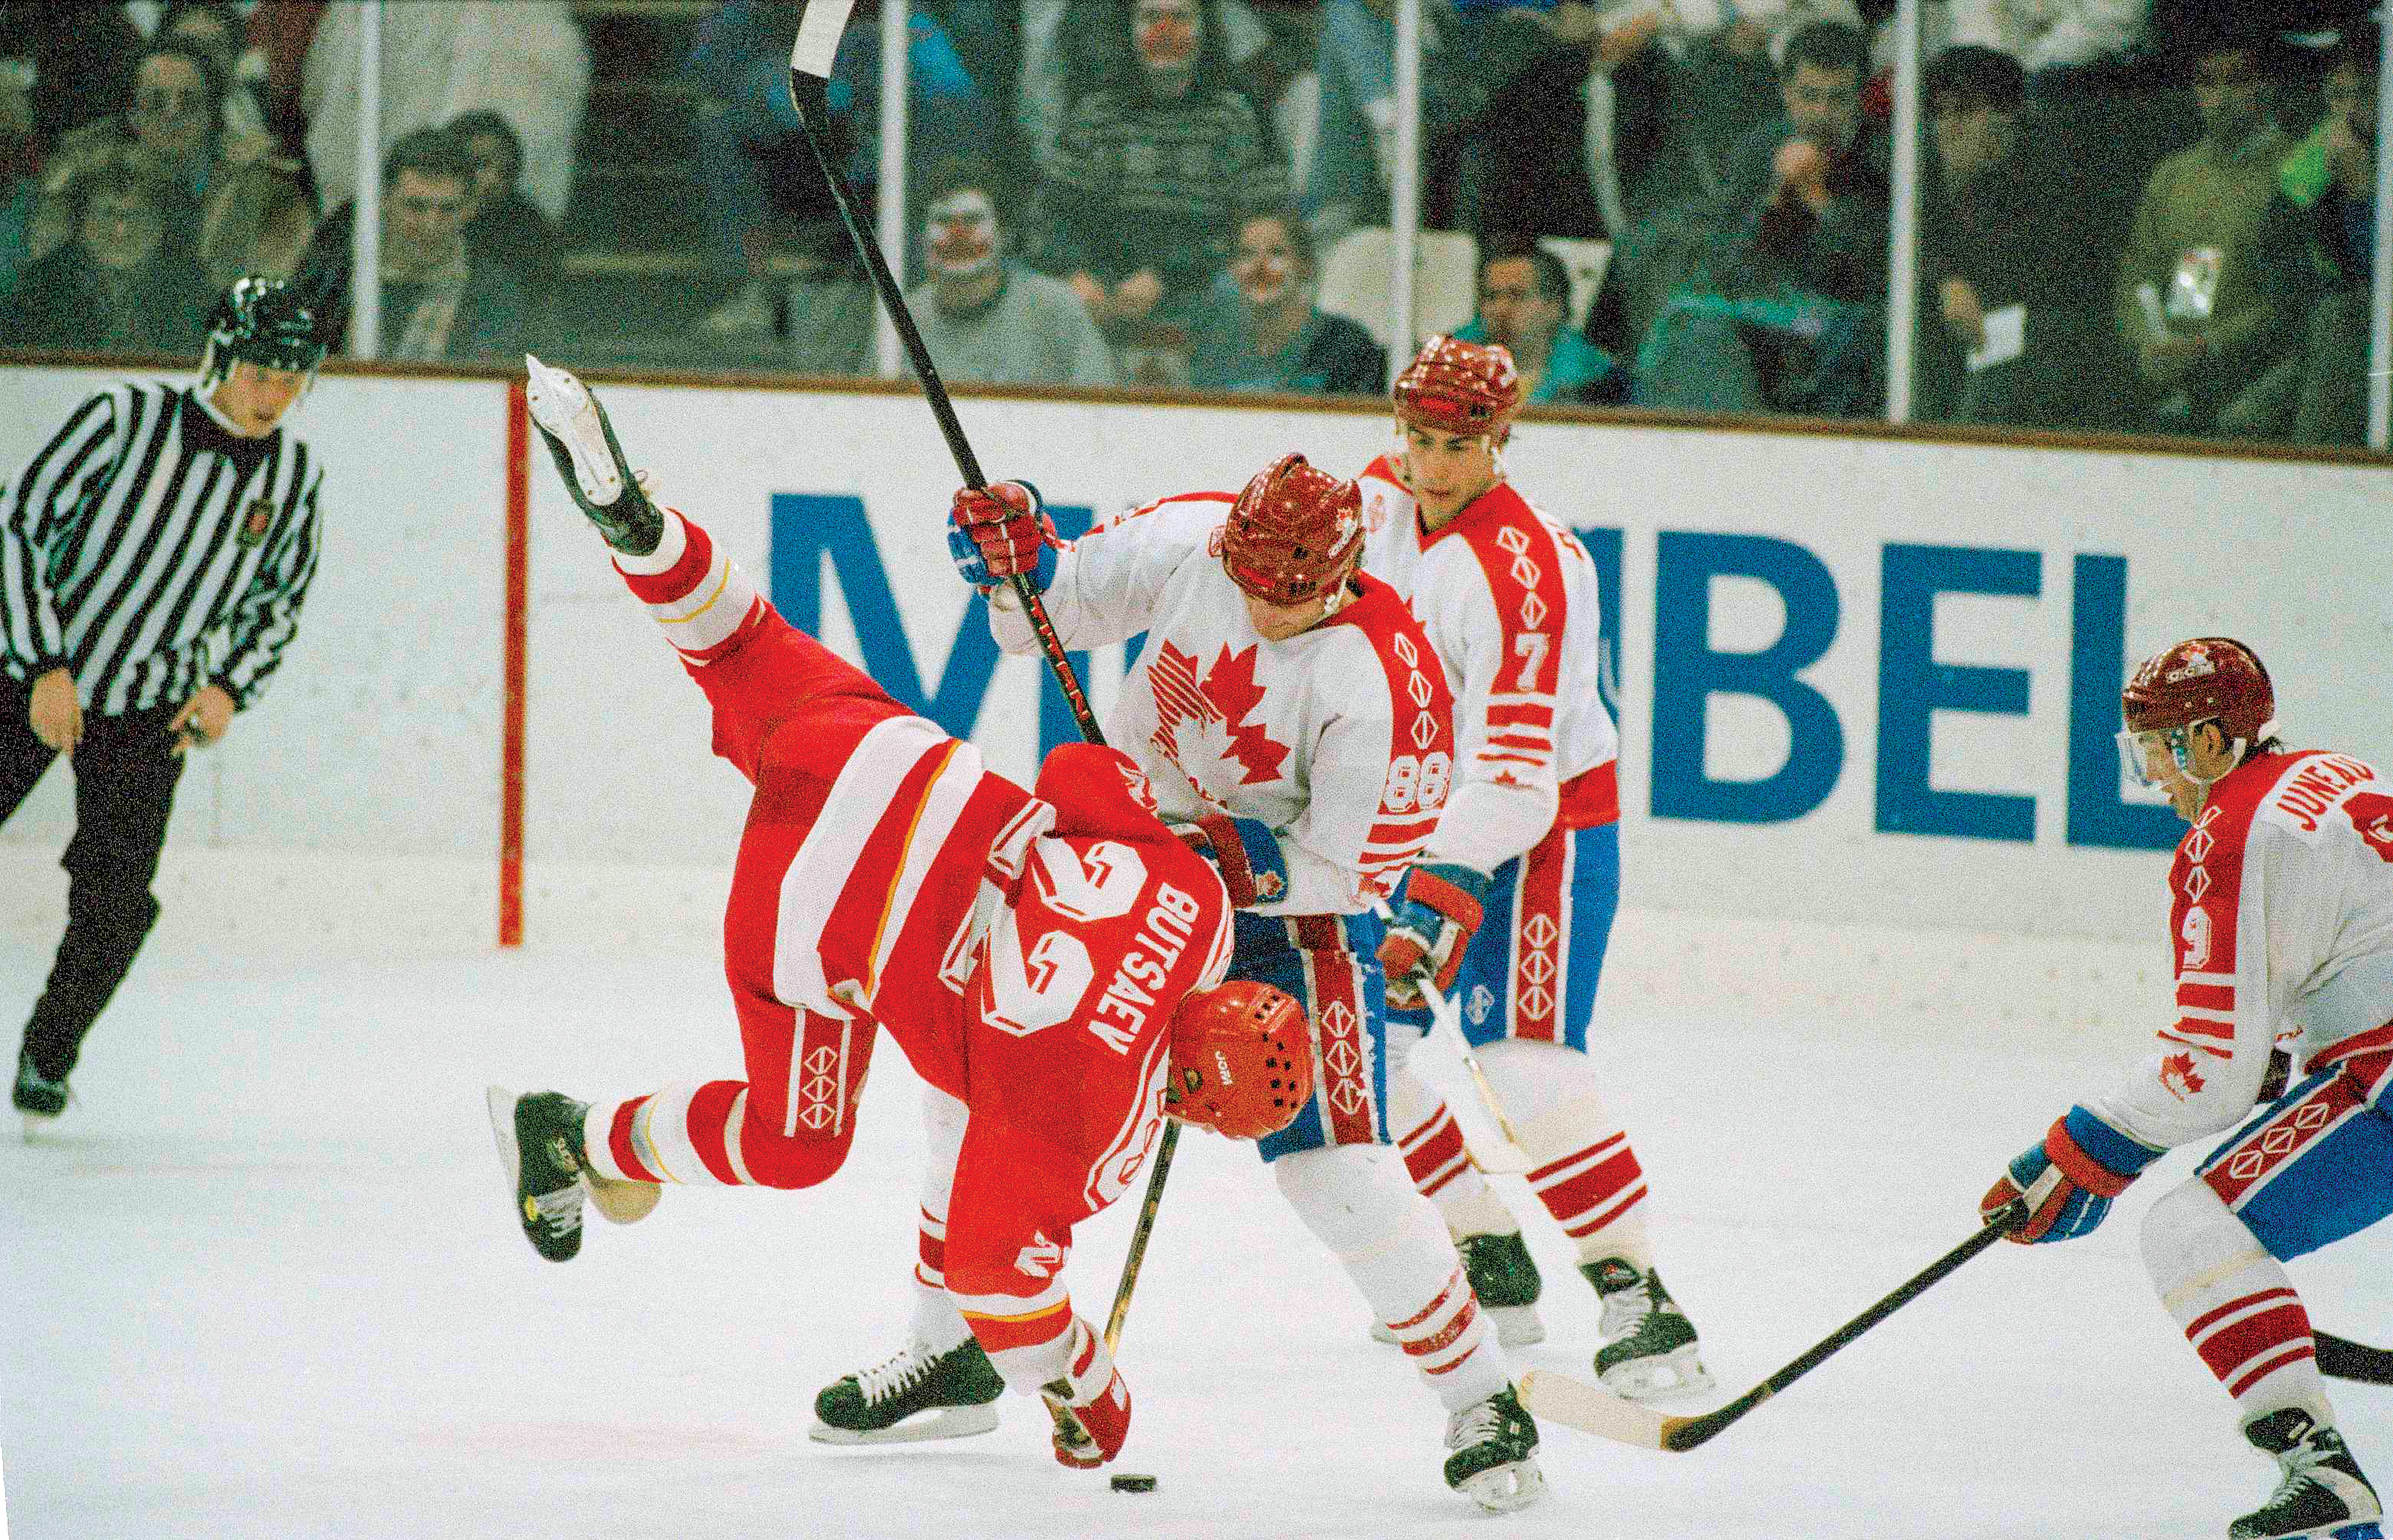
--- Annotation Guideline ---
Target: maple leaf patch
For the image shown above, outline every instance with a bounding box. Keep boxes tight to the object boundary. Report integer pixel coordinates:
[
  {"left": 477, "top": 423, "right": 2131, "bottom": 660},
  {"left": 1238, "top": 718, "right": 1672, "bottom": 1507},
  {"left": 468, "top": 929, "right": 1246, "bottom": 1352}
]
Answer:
[
  {"left": 2160, "top": 1051, "right": 2205, "bottom": 1100},
  {"left": 1148, "top": 641, "right": 1292, "bottom": 793}
]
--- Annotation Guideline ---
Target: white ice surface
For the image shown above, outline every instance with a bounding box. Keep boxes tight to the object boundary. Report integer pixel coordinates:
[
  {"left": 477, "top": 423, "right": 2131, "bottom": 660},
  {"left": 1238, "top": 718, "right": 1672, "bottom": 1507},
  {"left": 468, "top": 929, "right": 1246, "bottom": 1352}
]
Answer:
[{"left": 3, "top": 912, "right": 2388, "bottom": 1540}]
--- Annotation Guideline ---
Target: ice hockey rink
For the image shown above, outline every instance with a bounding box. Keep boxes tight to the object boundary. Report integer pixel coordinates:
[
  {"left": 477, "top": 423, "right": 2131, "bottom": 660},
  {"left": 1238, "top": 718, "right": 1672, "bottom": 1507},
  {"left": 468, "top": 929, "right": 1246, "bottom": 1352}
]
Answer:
[{"left": 5, "top": 880, "right": 2388, "bottom": 1540}]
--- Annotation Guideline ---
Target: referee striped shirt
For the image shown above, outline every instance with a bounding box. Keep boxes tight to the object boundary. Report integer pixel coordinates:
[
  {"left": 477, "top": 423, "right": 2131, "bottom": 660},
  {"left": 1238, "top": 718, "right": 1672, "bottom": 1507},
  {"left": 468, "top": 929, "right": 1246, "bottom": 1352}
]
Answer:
[{"left": 0, "top": 380, "right": 322, "bottom": 717}]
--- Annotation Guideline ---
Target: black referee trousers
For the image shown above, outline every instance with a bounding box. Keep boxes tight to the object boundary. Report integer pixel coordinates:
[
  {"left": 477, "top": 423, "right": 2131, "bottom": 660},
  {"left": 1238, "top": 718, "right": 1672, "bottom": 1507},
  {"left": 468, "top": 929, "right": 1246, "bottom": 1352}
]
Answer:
[{"left": 0, "top": 675, "right": 186, "bottom": 1081}]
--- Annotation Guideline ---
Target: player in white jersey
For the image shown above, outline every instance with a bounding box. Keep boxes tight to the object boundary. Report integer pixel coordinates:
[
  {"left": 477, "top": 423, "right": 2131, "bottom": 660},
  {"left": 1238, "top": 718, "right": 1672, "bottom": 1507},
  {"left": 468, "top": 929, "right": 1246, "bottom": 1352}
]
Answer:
[
  {"left": 915, "top": 455, "right": 1544, "bottom": 1509},
  {"left": 1360, "top": 336, "right": 1711, "bottom": 1400},
  {"left": 1981, "top": 638, "right": 2391, "bottom": 1540}
]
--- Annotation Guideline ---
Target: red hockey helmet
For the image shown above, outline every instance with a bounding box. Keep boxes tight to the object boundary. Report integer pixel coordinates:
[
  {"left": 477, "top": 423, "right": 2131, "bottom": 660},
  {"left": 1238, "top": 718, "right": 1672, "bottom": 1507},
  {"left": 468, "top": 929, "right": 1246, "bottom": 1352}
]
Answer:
[
  {"left": 1165, "top": 978, "right": 1311, "bottom": 1140},
  {"left": 2122, "top": 637, "right": 2274, "bottom": 741},
  {"left": 1393, "top": 336, "right": 1522, "bottom": 441},
  {"left": 1220, "top": 453, "right": 1364, "bottom": 605},
  {"left": 2119, "top": 637, "right": 2276, "bottom": 787}
]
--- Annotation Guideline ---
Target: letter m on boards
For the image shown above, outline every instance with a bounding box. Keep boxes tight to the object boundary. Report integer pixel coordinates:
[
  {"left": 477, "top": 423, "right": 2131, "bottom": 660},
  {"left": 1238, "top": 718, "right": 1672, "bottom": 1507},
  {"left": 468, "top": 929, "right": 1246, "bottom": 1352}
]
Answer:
[{"left": 771, "top": 493, "right": 1096, "bottom": 750}]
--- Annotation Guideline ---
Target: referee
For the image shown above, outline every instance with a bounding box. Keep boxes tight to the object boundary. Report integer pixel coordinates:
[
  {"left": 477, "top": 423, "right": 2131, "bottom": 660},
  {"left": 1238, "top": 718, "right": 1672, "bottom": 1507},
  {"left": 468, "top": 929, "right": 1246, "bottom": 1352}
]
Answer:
[{"left": 4, "top": 274, "right": 333, "bottom": 1133}]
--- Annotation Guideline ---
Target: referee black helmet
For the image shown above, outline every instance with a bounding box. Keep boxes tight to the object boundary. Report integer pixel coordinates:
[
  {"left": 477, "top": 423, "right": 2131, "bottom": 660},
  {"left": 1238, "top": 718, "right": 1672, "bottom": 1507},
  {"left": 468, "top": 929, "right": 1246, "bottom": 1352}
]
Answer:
[{"left": 200, "top": 274, "right": 333, "bottom": 388}]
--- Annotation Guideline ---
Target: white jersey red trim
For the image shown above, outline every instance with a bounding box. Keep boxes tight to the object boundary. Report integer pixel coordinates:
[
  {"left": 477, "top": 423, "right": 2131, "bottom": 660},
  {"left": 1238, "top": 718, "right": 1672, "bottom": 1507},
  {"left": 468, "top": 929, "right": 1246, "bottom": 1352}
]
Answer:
[{"left": 1357, "top": 455, "right": 1618, "bottom": 874}]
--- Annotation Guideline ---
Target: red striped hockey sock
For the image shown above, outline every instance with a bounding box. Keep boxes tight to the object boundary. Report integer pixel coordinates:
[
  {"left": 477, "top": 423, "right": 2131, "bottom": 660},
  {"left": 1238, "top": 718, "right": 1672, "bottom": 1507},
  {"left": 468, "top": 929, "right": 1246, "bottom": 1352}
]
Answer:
[
  {"left": 612, "top": 509, "right": 764, "bottom": 665},
  {"left": 1527, "top": 1126, "right": 1649, "bottom": 1264},
  {"left": 2148, "top": 1182, "right": 2329, "bottom": 1424}
]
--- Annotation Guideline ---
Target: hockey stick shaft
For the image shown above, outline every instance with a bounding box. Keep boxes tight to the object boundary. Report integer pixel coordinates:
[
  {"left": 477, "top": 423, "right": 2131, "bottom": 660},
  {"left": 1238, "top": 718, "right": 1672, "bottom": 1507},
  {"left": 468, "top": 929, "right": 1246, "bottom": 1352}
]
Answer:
[
  {"left": 1657, "top": 1202, "right": 2025, "bottom": 1451},
  {"left": 1369, "top": 899, "right": 1530, "bottom": 1171},
  {"left": 2317, "top": 1329, "right": 2393, "bottom": 1386},
  {"left": 1520, "top": 1201, "right": 2026, "bottom": 1452},
  {"left": 782, "top": 43, "right": 1103, "bottom": 747}
]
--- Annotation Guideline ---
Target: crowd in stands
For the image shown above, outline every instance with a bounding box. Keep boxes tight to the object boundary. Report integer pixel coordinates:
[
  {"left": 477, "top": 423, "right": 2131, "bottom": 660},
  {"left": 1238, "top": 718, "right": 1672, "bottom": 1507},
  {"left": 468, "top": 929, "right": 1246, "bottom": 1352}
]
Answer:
[{"left": 0, "top": 0, "right": 2386, "bottom": 447}]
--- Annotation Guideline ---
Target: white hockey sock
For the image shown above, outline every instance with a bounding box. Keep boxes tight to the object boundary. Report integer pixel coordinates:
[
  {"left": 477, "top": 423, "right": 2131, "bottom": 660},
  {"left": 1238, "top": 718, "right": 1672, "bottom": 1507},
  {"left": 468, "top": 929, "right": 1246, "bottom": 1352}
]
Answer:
[
  {"left": 583, "top": 1083, "right": 748, "bottom": 1186},
  {"left": 2143, "top": 1179, "right": 2332, "bottom": 1428},
  {"left": 1481, "top": 1039, "right": 1654, "bottom": 1269},
  {"left": 610, "top": 508, "right": 763, "bottom": 664},
  {"left": 1274, "top": 1144, "right": 1512, "bottom": 1411},
  {"left": 1389, "top": 1060, "right": 1516, "bottom": 1238},
  {"left": 909, "top": 1086, "right": 973, "bottom": 1352}
]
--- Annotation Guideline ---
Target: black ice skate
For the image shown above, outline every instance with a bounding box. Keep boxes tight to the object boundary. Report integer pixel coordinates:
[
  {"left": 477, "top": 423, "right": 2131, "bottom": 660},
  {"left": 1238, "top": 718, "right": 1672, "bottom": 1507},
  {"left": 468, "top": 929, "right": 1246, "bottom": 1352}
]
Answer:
[
  {"left": 1443, "top": 1384, "right": 1546, "bottom": 1512},
  {"left": 2232, "top": 1407, "right": 2385, "bottom": 1540},
  {"left": 809, "top": 1337, "right": 1005, "bottom": 1444},
  {"left": 1586, "top": 1256, "right": 1713, "bottom": 1400},
  {"left": 14, "top": 1048, "right": 67, "bottom": 1139},
  {"left": 485, "top": 1086, "right": 659, "bottom": 1262},
  {"left": 1372, "top": 1230, "right": 1546, "bottom": 1348},
  {"left": 522, "top": 354, "right": 662, "bottom": 555}
]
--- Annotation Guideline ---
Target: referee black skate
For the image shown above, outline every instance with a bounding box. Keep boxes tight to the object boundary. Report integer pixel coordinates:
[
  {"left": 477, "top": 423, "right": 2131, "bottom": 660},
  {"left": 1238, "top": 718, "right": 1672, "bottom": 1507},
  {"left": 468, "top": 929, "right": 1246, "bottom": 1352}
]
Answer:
[{"left": 3, "top": 273, "right": 336, "bottom": 1137}]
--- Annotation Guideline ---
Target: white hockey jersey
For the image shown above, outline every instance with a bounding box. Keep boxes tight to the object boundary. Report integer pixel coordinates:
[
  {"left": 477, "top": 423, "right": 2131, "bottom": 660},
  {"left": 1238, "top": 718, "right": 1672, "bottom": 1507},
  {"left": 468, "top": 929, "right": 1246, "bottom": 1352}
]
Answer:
[
  {"left": 985, "top": 491, "right": 1455, "bottom": 917},
  {"left": 1356, "top": 455, "right": 1619, "bottom": 875},
  {"left": 2087, "top": 748, "right": 2393, "bottom": 1154}
]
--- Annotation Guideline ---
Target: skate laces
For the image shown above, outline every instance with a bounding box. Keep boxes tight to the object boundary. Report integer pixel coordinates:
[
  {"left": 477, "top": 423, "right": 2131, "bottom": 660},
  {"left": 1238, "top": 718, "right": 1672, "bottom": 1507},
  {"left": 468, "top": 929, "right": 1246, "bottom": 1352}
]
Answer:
[
  {"left": 1446, "top": 1395, "right": 1509, "bottom": 1452},
  {"left": 855, "top": 1342, "right": 937, "bottom": 1407},
  {"left": 1596, "top": 1270, "right": 1655, "bottom": 1338}
]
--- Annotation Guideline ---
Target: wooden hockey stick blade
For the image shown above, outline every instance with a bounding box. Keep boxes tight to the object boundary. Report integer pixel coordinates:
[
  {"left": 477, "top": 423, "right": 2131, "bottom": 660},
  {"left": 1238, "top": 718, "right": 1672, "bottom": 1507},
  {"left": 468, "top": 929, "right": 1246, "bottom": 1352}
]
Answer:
[
  {"left": 1527, "top": 1204, "right": 2028, "bottom": 1453},
  {"left": 2317, "top": 1330, "right": 2393, "bottom": 1386}
]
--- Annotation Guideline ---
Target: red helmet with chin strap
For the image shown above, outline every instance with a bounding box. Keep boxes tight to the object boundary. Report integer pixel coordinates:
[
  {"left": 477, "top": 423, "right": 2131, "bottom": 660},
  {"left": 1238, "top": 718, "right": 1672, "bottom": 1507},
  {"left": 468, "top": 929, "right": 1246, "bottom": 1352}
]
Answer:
[
  {"left": 1394, "top": 335, "right": 1521, "bottom": 440},
  {"left": 1220, "top": 452, "right": 1364, "bottom": 605},
  {"left": 2122, "top": 637, "right": 2275, "bottom": 744},
  {"left": 1164, "top": 978, "right": 1310, "bottom": 1140}
]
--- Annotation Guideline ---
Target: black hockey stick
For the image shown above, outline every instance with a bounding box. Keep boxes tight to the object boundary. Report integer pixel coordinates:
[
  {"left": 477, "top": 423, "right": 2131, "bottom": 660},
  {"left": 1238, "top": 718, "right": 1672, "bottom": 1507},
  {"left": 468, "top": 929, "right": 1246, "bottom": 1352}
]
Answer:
[
  {"left": 1521, "top": 1201, "right": 2029, "bottom": 1452},
  {"left": 784, "top": 0, "right": 1173, "bottom": 1368},
  {"left": 2319, "top": 1330, "right": 2393, "bottom": 1385}
]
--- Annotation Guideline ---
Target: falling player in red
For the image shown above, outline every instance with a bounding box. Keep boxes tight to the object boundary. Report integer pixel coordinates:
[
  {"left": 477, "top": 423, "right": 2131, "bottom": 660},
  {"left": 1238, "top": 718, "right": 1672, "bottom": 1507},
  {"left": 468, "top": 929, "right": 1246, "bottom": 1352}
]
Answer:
[
  {"left": 1359, "top": 336, "right": 1710, "bottom": 1399},
  {"left": 914, "top": 455, "right": 1545, "bottom": 1511},
  {"left": 486, "top": 359, "right": 1313, "bottom": 1472},
  {"left": 1981, "top": 638, "right": 2391, "bottom": 1540}
]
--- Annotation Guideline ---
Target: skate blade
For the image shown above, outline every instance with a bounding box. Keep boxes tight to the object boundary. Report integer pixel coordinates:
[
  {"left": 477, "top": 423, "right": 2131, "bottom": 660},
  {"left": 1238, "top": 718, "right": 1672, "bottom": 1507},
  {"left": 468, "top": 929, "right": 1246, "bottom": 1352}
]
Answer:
[
  {"left": 1600, "top": 1343, "right": 1714, "bottom": 1402},
  {"left": 21, "top": 1108, "right": 59, "bottom": 1142},
  {"left": 807, "top": 1404, "right": 1001, "bottom": 1445},
  {"left": 584, "top": 1169, "right": 660, "bottom": 1225},
  {"left": 485, "top": 1085, "right": 524, "bottom": 1198},
  {"left": 521, "top": 355, "right": 623, "bottom": 506},
  {"left": 1456, "top": 1456, "right": 1547, "bottom": 1513}
]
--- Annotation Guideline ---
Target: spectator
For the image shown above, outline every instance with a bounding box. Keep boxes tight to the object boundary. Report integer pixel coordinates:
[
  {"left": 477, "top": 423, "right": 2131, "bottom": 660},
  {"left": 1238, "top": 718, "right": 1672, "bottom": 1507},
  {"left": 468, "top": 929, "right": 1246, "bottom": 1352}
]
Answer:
[
  {"left": 2112, "top": 31, "right": 2291, "bottom": 435},
  {"left": 448, "top": 109, "right": 561, "bottom": 303},
  {"left": 1631, "top": 20, "right": 1889, "bottom": 416},
  {"left": 1455, "top": 243, "right": 1625, "bottom": 404},
  {"left": 1, "top": 142, "right": 210, "bottom": 356},
  {"left": 33, "top": 41, "right": 315, "bottom": 290},
  {"left": 1018, "top": 0, "right": 1290, "bottom": 178},
  {"left": 301, "top": 129, "right": 527, "bottom": 363},
  {"left": 1189, "top": 202, "right": 1386, "bottom": 394},
  {"left": 1585, "top": 0, "right": 1865, "bottom": 238},
  {"left": 301, "top": 2, "right": 590, "bottom": 228},
  {"left": 1032, "top": 0, "right": 1289, "bottom": 381},
  {"left": 687, "top": 0, "right": 991, "bottom": 339},
  {"left": 156, "top": 1, "right": 272, "bottom": 145},
  {"left": 902, "top": 156, "right": 1119, "bottom": 386},
  {"left": 2254, "top": 23, "right": 2377, "bottom": 445},
  {"left": 1915, "top": 43, "right": 2132, "bottom": 429},
  {"left": 0, "top": 6, "right": 143, "bottom": 152}
]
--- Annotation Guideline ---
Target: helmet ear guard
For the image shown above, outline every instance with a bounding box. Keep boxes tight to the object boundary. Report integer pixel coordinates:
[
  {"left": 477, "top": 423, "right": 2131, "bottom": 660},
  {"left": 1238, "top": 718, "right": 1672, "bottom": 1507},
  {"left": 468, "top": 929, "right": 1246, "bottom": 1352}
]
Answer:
[{"left": 1164, "top": 978, "right": 1311, "bottom": 1140}]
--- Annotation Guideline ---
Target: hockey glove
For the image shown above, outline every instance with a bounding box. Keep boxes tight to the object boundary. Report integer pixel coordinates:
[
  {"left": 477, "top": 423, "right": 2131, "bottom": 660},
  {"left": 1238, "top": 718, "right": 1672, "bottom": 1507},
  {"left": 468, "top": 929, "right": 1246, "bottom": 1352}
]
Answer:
[
  {"left": 1980, "top": 1106, "right": 2163, "bottom": 1243},
  {"left": 1174, "top": 812, "right": 1290, "bottom": 909},
  {"left": 947, "top": 480, "right": 1058, "bottom": 593},
  {"left": 1376, "top": 862, "right": 1491, "bottom": 1010},
  {"left": 1040, "top": 1318, "right": 1132, "bottom": 1469}
]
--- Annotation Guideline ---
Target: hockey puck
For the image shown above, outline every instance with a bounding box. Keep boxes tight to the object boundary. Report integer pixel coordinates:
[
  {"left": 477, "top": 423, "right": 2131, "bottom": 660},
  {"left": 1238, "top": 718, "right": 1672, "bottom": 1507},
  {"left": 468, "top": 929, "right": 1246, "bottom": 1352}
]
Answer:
[{"left": 1109, "top": 1474, "right": 1158, "bottom": 1492}]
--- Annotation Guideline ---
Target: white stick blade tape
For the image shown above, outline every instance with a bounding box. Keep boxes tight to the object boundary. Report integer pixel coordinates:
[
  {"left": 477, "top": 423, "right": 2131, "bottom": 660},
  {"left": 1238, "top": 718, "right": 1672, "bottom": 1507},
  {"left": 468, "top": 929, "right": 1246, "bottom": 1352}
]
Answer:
[
  {"left": 790, "top": 0, "right": 857, "bottom": 81},
  {"left": 1516, "top": 1370, "right": 1670, "bottom": 1449}
]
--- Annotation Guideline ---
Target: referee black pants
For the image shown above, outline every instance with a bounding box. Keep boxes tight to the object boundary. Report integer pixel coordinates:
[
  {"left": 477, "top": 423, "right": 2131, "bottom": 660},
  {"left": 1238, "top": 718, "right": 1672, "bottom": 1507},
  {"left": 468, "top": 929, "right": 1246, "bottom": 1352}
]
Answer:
[{"left": 0, "top": 677, "right": 186, "bottom": 1082}]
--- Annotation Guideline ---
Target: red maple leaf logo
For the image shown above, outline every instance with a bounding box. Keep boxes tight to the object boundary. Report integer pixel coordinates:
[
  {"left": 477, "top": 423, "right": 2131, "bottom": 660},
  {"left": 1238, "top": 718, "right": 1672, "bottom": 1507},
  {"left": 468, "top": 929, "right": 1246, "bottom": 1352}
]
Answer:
[
  {"left": 1147, "top": 641, "right": 1291, "bottom": 791},
  {"left": 2160, "top": 1051, "right": 2205, "bottom": 1099},
  {"left": 1197, "top": 645, "right": 1290, "bottom": 786}
]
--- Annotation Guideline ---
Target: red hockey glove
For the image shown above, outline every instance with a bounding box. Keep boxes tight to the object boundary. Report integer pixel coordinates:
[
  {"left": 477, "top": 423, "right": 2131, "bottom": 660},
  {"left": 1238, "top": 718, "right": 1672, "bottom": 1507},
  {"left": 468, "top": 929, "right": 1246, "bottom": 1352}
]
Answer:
[
  {"left": 1040, "top": 1319, "right": 1132, "bottom": 1468},
  {"left": 1376, "top": 862, "right": 1490, "bottom": 1010},
  {"left": 947, "top": 480, "right": 1058, "bottom": 593},
  {"left": 1978, "top": 1107, "right": 2160, "bottom": 1244}
]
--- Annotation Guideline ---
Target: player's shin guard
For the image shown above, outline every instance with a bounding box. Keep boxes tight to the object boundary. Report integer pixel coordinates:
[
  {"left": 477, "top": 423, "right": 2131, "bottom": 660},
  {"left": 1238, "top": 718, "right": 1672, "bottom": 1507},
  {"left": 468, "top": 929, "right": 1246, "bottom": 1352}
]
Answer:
[
  {"left": 2145, "top": 1180, "right": 2333, "bottom": 1429},
  {"left": 1385, "top": 1062, "right": 1543, "bottom": 1347},
  {"left": 1276, "top": 1145, "right": 1512, "bottom": 1412},
  {"left": 610, "top": 510, "right": 766, "bottom": 668}
]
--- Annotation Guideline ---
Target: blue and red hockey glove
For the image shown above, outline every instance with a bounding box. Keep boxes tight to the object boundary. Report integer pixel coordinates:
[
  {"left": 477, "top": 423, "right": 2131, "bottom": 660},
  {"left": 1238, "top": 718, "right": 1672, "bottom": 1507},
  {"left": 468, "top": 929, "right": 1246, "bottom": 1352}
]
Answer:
[
  {"left": 1980, "top": 1106, "right": 2164, "bottom": 1243},
  {"left": 1376, "top": 861, "right": 1490, "bottom": 1010},
  {"left": 1175, "top": 812, "right": 1289, "bottom": 910},
  {"left": 947, "top": 480, "right": 1057, "bottom": 593}
]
